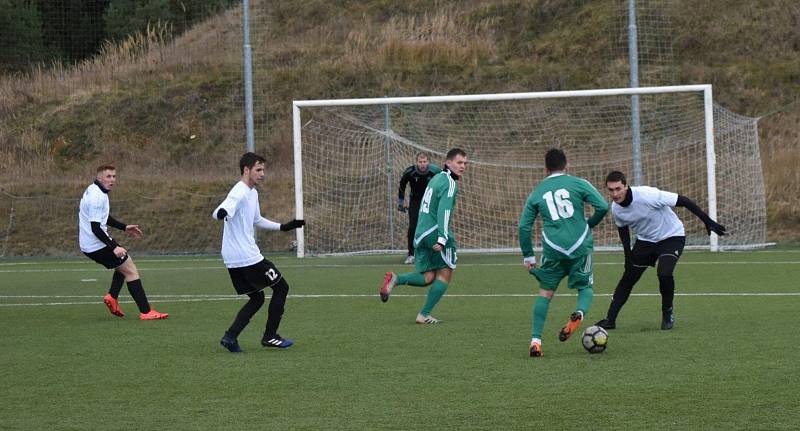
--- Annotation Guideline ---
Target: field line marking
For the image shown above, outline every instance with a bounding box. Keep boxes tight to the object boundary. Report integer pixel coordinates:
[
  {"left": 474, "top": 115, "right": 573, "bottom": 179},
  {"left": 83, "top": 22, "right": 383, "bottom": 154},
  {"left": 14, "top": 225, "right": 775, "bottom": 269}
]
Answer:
[
  {"left": 1, "top": 249, "right": 800, "bottom": 266},
  {"left": 1, "top": 261, "right": 800, "bottom": 274},
  {"left": 2, "top": 292, "right": 799, "bottom": 307}
]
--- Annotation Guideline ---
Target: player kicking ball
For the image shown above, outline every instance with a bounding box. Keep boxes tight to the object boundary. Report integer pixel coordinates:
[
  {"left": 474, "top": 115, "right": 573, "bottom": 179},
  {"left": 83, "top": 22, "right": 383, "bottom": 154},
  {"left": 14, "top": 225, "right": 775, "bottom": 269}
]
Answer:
[
  {"left": 595, "top": 170, "right": 726, "bottom": 330},
  {"left": 518, "top": 149, "right": 608, "bottom": 357},
  {"left": 380, "top": 148, "right": 467, "bottom": 324},
  {"left": 213, "top": 152, "right": 304, "bottom": 353}
]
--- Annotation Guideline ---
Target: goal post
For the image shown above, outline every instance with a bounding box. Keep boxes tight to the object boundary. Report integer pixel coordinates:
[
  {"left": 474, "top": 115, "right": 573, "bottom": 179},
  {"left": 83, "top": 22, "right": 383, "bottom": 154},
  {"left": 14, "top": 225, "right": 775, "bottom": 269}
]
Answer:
[{"left": 292, "top": 85, "right": 766, "bottom": 257}]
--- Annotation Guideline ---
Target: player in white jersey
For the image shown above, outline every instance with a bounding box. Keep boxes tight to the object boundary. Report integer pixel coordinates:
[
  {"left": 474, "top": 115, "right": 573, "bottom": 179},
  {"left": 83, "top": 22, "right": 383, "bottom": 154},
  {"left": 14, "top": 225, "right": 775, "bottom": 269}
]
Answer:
[
  {"left": 79, "top": 164, "right": 168, "bottom": 320},
  {"left": 212, "top": 152, "right": 305, "bottom": 353},
  {"left": 595, "top": 171, "right": 727, "bottom": 330}
]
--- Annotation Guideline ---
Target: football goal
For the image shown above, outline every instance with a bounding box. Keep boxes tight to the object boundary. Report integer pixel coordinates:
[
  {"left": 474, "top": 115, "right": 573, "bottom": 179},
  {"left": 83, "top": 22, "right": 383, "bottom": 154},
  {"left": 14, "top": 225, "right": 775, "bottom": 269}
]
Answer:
[{"left": 292, "top": 85, "right": 767, "bottom": 257}]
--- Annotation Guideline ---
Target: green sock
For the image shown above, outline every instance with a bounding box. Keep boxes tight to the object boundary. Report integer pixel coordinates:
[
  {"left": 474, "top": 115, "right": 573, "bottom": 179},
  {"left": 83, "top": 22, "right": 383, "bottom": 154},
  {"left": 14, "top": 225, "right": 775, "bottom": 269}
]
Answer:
[
  {"left": 397, "top": 272, "right": 428, "bottom": 286},
  {"left": 576, "top": 287, "right": 593, "bottom": 316},
  {"left": 532, "top": 296, "right": 551, "bottom": 339},
  {"left": 420, "top": 279, "right": 448, "bottom": 316}
]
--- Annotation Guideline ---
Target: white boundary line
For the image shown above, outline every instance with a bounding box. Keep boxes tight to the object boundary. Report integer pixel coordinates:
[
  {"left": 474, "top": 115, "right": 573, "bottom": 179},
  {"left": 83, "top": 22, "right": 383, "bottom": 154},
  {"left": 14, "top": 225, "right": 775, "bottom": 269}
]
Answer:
[
  {"left": 1, "top": 292, "right": 799, "bottom": 307},
  {"left": 1, "top": 261, "right": 800, "bottom": 274},
  {"left": 1, "top": 249, "right": 800, "bottom": 266}
]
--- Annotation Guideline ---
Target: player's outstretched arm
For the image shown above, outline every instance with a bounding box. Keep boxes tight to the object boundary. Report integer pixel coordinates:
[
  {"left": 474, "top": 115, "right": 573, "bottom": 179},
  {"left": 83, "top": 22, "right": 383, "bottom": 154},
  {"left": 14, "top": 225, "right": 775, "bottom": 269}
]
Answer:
[
  {"left": 280, "top": 219, "right": 305, "bottom": 231},
  {"left": 675, "top": 195, "right": 727, "bottom": 236},
  {"left": 125, "top": 224, "right": 143, "bottom": 238}
]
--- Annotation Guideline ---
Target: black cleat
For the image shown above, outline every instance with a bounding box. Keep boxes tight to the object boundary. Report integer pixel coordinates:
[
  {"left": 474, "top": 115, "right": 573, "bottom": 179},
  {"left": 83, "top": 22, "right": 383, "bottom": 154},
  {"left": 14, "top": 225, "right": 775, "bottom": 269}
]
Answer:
[
  {"left": 262, "top": 334, "right": 294, "bottom": 348},
  {"left": 220, "top": 334, "right": 244, "bottom": 353},
  {"left": 661, "top": 309, "right": 674, "bottom": 330},
  {"left": 595, "top": 318, "right": 616, "bottom": 330}
]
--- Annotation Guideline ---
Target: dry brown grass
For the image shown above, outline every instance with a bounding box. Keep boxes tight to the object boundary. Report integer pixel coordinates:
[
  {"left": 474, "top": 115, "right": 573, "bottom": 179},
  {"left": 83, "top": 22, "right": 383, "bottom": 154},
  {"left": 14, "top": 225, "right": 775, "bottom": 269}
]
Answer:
[
  {"left": 1, "top": 0, "right": 798, "bottom": 253},
  {"left": 759, "top": 110, "right": 800, "bottom": 242},
  {"left": 0, "top": 10, "right": 241, "bottom": 115}
]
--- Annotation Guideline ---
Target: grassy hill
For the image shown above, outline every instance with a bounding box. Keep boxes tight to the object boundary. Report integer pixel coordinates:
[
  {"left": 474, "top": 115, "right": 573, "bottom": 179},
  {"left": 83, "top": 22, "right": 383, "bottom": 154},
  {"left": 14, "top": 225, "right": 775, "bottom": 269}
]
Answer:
[{"left": 1, "top": 0, "right": 798, "bottom": 255}]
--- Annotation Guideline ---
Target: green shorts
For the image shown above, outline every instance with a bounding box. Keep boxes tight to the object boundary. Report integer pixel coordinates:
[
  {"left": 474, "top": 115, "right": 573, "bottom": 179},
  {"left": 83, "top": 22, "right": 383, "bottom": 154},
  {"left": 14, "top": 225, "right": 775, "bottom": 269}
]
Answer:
[
  {"left": 414, "top": 236, "right": 457, "bottom": 273},
  {"left": 530, "top": 254, "right": 593, "bottom": 291}
]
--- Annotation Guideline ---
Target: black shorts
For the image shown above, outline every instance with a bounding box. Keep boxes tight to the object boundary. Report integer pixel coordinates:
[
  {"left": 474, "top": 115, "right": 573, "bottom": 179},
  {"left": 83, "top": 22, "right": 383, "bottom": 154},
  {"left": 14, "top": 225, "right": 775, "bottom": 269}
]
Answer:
[
  {"left": 84, "top": 246, "right": 129, "bottom": 269},
  {"left": 631, "top": 236, "right": 686, "bottom": 267},
  {"left": 227, "top": 259, "right": 284, "bottom": 295}
]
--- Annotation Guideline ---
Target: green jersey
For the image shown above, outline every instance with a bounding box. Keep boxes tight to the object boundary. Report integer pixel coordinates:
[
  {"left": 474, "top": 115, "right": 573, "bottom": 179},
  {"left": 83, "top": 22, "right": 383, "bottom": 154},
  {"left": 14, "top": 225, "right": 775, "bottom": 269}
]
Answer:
[
  {"left": 414, "top": 170, "right": 459, "bottom": 248},
  {"left": 519, "top": 173, "right": 608, "bottom": 260}
]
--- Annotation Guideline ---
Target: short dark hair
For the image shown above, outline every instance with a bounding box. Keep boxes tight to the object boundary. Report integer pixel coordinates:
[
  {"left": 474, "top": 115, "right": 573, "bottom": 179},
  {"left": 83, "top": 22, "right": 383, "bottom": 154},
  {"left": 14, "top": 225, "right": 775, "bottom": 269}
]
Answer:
[
  {"left": 240, "top": 152, "right": 266, "bottom": 174},
  {"left": 544, "top": 148, "right": 566, "bottom": 171},
  {"left": 96, "top": 164, "right": 115, "bottom": 173},
  {"left": 606, "top": 171, "right": 627, "bottom": 185},
  {"left": 415, "top": 152, "right": 429, "bottom": 160},
  {"left": 445, "top": 148, "right": 466, "bottom": 160}
]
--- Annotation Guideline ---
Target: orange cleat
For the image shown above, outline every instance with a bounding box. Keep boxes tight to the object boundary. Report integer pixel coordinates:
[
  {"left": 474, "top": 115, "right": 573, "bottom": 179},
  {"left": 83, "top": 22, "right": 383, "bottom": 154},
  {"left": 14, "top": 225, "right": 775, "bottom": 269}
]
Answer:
[
  {"left": 380, "top": 272, "right": 397, "bottom": 303},
  {"left": 558, "top": 311, "right": 584, "bottom": 342},
  {"left": 103, "top": 293, "right": 124, "bottom": 318},
  {"left": 529, "top": 340, "right": 543, "bottom": 357},
  {"left": 139, "top": 309, "right": 169, "bottom": 320}
]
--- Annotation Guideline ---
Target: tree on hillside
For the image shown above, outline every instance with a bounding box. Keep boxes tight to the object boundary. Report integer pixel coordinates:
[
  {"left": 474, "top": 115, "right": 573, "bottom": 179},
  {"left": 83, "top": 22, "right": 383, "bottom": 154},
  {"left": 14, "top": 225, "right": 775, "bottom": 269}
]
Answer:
[
  {"left": 104, "top": 0, "right": 237, "bottom": 42},
  {"left": 0, "top": 0, "right": 51, "bottom": 72},
  {"left": 35, "top": 0, "right": 111, "bottom": 64}
]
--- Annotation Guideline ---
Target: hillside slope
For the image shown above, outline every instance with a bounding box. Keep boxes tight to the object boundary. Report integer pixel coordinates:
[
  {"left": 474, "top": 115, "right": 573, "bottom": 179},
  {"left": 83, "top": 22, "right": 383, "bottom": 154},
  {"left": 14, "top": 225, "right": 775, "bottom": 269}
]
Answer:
[{"left": 0, "top": 0, "right": 797, "bottom": 255}]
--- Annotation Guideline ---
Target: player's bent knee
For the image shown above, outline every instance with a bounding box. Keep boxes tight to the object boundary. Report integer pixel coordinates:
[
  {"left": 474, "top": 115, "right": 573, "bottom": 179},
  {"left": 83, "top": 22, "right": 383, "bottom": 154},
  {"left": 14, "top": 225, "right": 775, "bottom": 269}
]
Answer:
[
  {"left": 656, "top": 260, "right": 678, "bottom": 277},
  {"left": 117, "top": 260, "right": 139, "bottom": 280},
  {"left": 271, "top": 279, "right": 289, "bottom": 296}
]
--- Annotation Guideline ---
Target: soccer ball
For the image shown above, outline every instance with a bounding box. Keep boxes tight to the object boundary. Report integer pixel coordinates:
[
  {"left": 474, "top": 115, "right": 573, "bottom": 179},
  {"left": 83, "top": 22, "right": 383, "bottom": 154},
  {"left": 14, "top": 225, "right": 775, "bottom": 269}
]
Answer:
[{"left": 581, "top": 325, "right": 608, "bottom": 354}]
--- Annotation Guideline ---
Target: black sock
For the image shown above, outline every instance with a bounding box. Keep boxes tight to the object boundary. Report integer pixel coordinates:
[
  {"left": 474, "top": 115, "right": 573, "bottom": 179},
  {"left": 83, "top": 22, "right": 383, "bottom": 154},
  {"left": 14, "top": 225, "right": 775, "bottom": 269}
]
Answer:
[
  {"left": 606, "top": 266, "right": 646, "bottom": 321},
  {"left": 108, "top": 271, "right": 125, "bottom": 298},
  {"left": 264, "top": 279, "right": 289, "bottom": 340},
  {"left": 227, "top": 291, "right": 265, "bottom": 337},
  {"left": 658, "top": 275, "right": 675, "bottom": 312},
  {"left": 126, "top": 279, "right": 151, "bottom": 314}
]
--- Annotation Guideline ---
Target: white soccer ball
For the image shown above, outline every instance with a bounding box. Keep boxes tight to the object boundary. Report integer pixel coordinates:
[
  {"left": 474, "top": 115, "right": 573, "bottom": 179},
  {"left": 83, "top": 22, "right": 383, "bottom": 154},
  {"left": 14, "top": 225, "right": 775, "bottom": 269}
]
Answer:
[{"left": 581, "top": 325, "right": 608, "bottom": 354}]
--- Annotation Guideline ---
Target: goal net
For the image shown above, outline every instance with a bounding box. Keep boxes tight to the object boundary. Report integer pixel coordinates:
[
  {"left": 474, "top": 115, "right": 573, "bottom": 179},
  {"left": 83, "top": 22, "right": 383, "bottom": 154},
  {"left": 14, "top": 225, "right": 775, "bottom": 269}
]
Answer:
[{"left": 293, "top": 85, "right": 766, "bottom": 256}]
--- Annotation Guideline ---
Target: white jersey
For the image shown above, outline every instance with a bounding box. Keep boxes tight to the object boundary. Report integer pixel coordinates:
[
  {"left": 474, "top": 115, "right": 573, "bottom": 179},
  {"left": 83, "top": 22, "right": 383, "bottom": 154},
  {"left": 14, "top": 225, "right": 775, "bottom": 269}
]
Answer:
[
  {"left": 612, "top": 186, "right": 684, "bottom": 243},
  {"left": 213, "top": 181, "right": 281, "bottom": 268},
  {"left": 78, "top": 182, "right": 111, "bottom": 253}
]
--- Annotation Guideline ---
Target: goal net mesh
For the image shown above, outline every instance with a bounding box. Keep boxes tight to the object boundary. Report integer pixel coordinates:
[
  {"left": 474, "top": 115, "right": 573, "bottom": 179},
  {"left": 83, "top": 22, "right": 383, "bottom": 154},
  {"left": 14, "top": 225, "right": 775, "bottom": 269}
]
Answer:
[{"left": 298, "top": 91, "right": 765, "bottom": 255}]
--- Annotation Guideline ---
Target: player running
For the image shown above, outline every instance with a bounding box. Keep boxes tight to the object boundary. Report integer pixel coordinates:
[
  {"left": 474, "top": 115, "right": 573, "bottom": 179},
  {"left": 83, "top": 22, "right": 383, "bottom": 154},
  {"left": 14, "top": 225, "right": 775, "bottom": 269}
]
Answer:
[
  {"left": 519, "top": 149, "right": 608, "bottom": 357},
  {"left": 213, "top": 152, "right": 305, "bottom": 353},
  {"left": 79, "top": 164, "right": 168, "bottom": 320},
  {"left": 595, "top": 170, "right": 727, "bottom": 330},
  {"left": 380, "top": 148, "right": 467, "bottom": 324}
]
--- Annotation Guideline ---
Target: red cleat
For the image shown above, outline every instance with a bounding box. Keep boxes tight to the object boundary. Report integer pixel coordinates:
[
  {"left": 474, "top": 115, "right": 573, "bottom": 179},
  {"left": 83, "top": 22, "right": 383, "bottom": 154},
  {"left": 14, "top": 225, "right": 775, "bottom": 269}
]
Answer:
[
  {"left": 139, "top": 310, "right": 169, "bottom": 320},
  {"left": 380, "top": 272, "right": 397, "bottom": 303},
  {"left": 103, "top": 294, "right": 124, "bottom": 318}
]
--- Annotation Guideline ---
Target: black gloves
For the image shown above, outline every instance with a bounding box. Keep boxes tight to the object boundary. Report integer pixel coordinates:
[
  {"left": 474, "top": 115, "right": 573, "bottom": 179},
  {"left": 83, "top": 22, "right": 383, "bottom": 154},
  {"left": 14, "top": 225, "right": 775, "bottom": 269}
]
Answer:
[
  {"left": 397, "top": 198, "right": 406, "bottom": 213},
  {"left": 280, "top": 219, "right": 305, "bottom": 231},
  {"left": 705, "top": 220, "right": 727, "bottom": 236}
]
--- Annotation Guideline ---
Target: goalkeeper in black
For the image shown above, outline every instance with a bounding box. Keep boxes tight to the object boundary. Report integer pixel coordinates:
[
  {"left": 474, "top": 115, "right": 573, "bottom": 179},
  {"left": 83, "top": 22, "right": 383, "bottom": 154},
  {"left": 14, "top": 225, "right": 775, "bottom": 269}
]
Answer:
[{"left": 397, "top": 152, "right": 441, "bottom": 264}]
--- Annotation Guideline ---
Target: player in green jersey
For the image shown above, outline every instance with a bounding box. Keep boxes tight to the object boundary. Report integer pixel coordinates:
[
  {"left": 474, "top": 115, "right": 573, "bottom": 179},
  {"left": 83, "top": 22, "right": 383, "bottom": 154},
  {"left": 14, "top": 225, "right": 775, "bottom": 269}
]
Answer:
[
  {"left": 518, "top": 149, "right": 609, "bottom": 357},
  {"left": 380, "top": 148, "right": 467, "bottom": 324}
]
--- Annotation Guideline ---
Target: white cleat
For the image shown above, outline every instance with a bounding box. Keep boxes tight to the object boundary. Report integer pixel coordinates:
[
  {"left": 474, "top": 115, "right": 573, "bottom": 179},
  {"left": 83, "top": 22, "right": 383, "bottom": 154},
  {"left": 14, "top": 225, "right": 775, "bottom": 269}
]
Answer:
[
  {"left": 415, "top": 313, "right": 442, "bottom": 324},
  {"left": 403, "top": 255, "right": 415, "bottom": 264}
]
